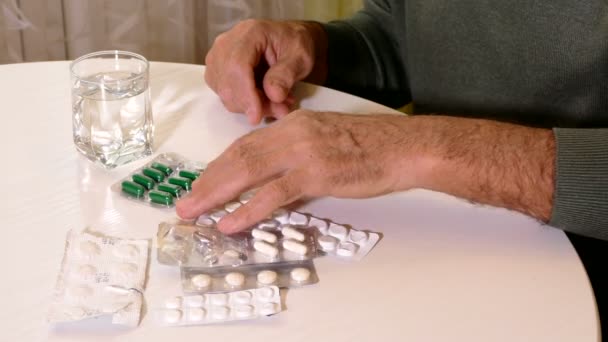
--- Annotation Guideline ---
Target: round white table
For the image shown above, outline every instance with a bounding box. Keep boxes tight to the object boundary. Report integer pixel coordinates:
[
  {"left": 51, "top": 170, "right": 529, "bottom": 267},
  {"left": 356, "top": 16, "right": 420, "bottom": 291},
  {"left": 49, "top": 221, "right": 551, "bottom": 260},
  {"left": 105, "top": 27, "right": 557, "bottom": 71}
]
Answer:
[{"left": 0, "top": 61, "right": 599, "bottom": 342}]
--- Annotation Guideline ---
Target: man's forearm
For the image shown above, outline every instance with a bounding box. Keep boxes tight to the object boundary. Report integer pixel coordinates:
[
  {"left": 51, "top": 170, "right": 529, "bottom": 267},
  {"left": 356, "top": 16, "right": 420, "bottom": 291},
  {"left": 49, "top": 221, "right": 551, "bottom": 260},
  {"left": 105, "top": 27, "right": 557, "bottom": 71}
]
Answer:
[{"left": 407, "top": 115, "right": 555, "bottom": 221}]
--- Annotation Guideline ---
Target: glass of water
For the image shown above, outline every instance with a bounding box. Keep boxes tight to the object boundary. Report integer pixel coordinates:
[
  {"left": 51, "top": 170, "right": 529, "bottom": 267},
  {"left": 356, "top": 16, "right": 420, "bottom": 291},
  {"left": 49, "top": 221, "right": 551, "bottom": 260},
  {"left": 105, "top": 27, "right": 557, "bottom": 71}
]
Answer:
[{"left": 71, "top": 50, "right": 153, "bottom": 169}]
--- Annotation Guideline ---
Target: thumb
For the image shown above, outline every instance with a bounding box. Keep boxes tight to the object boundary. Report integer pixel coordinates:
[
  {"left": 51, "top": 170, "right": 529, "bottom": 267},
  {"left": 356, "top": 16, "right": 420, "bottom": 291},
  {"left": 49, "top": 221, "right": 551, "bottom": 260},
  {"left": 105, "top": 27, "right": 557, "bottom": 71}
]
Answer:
[{"left": 263, "top": 56, "right": 309, "bottom": 103}]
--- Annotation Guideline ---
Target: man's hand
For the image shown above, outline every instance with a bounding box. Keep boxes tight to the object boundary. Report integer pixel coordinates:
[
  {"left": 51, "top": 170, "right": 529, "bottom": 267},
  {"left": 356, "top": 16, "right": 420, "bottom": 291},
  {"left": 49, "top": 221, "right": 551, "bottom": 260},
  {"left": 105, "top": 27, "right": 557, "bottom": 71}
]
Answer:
[{"left": 205, "top": 20, "right": 328, "bottom": 124}]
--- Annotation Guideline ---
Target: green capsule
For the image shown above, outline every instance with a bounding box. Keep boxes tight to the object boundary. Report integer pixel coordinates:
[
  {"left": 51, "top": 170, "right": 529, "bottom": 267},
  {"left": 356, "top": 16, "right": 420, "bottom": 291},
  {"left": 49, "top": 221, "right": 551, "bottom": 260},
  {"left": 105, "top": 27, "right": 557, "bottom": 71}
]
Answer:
[
  {"left": 168, "top": 177, "right": 192, "bottom": 191},
  {"left": 132, "top": 173, "right": 155, "bottom": 190},
  {"left": 157, "top": 183, "right": 181, "bottom": 197},
  {"left": 143, "top": 168, "right": 165, "bottom": 182},
  {"left": 148, "top": 191, "right": 174, "bottom": 206},
  {"left": 151, "top": 162, "right": 173, "bottom": 176},
  {"left": 121, "top": 181, "right": 145, "bottom": 198},
  {"left": 178, "top": 169, "right": 200, "bottom": 181}
]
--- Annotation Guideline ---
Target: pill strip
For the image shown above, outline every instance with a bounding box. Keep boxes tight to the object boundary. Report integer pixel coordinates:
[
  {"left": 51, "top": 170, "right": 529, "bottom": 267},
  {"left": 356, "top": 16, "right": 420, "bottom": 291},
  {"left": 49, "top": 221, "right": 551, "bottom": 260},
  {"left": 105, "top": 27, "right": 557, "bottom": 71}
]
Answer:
[
  {"left": 181, "top": 260, "right": 318, "bottom": 294},
  {"left": 48, "top": 230, "right": 150, "bottom": 327},
  {"left": 111, "top": 153, "right": 205, "bottom": 208},
  {"left": 155, "top": 286, "right": 282, "bottom": 326}
]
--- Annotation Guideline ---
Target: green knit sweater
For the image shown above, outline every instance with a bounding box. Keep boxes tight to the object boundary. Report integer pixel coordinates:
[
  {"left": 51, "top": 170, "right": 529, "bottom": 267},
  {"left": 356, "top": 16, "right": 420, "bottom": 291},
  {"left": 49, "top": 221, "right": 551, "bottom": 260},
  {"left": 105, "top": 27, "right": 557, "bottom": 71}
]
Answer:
[{"left": 322, "top": 0, "right": 608, "bottom": 240}]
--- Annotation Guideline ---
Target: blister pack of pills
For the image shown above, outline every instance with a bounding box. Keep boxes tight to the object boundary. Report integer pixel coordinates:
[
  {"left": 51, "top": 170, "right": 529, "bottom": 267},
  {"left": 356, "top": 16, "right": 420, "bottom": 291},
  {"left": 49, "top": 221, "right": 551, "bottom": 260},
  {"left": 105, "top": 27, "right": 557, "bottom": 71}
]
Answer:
[
  {"left": 181, "top": 260, "right": 318, "bottom": 294},
  {"left": 111, "top": 153, "right": 205, "bottom": 207},
  {"left": 48, "top": 230, "right": 150, "bottom": 327},
  {"left": 155, "top": 286, "right": 282, "bottom": 326},
  {"left": 157, "top": 221, "right": 317, "bottom": 267}
]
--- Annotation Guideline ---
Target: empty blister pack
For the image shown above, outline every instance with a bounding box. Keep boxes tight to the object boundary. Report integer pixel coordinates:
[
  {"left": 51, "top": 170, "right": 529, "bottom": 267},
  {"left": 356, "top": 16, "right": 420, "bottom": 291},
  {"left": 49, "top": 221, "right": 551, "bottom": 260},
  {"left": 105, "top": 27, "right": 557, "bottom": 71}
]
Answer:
[
  {"left": 157, "top": 221, "right": 317, "bottom": 267},
  {"left": 156, "top": 286, "right": 282, "bottom": 326},
  {"left": 181, "top": 260, "right": 318, "bottom": 294},
  {"left": 48, "top": 230, "right": 149, "bottom": 327},
  {"left": 111, "top": 152, "right": 205, "bottom": 207}
]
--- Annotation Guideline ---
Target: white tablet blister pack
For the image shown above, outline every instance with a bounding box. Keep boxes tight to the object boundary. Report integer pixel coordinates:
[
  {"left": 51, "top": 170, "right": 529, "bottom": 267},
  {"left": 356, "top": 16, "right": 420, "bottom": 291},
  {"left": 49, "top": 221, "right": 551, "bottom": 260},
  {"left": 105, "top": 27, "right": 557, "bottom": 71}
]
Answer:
[
  {"left": 48, "top": 230, "right": 149, "bottom": 327},
  {"left": 181, "top": 260, "right": 318, "bottom": 294},
  {"left": 157, "top": 222, "right": 317, "bottom": 267},
  {"left": 155, "top": 286, "right": 282, "bottom": 326}
]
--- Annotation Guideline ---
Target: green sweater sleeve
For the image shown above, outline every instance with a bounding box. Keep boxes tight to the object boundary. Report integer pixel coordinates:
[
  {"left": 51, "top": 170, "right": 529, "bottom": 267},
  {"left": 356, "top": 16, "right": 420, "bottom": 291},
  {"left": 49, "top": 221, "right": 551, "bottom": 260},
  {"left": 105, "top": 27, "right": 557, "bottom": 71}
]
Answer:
[
  {"left": 321, "top": 0, "right": 410, "bottom": 108},
  {"left": 550, "top": 128, "right": 608, "bottom": 240}
]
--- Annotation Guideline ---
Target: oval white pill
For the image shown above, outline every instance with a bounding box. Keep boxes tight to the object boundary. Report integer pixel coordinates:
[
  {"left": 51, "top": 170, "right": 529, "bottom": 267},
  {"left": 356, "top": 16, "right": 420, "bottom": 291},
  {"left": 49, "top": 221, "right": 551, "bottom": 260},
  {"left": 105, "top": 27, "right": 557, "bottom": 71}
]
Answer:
[
  {"left": 235, "top": 305, "right": 254, "bottom": 318},
  {"left": 224, "top": 201, "right": 242, "bottom": 213},
  {"left": 328, "top": 223, "right": 348, "bottom": 240},
  {"left": 254, "top": 240, "right": 279, "bottom": 258},
  {"left": 79, "top": 241, "right": 100, "bottom": 258},
  {"left": 184, "top": 295, "right": 204, "bottom": 308},
  {"left": 187, "top": 308, "right": 206, "bottom": 322},
  {"left": 257, "top": 270, "right": 278, "bottom": 285},
  {"left": 349, "top": 230, "right": 368, "bottom": 244},
  {"left": 239, "top": 190, "right": 257, "bottom": 203},
  {"left": 257, "top": 287, "right": 276, "bottom": 302},
  {"left": 225, "top": 272, "right": 245, "bottom": 287},
  {"left": 114, "top": 244, "right": 139, "bottom": 259},
  {"left": 318, "top": 235, "right": 339, "bottom": 251},
  {"left": 252, "top": 228, "right": 277, "bottom": 243},
  {"left": 165, "top": 296, "right": 182, "bottom": 309},
  {"left": 337, "top": 242, "right": 359, "bottom": 257},
  {"left": 112, "top": 262, "right": 138, "bottom": 282},
  {"left": 222, "top": 249, "right": 241, "bottom": 259},
  {"left": 309, "top": 217, "right": 329, "bottom": 234},
  {"left": 282, "top": 239, "right": 308, "bottom": 255},
  {"left": 290, "top": 267, "right": 311, "bottom": 283},
  {"left": 164, "top": 309, "right": 182, "bottom": 324},
  {"left": 233, "top": 291, "right": 253, "bottom": 304},
  {"left": 288, "top": 212, "right": 309, "bottom": 226},
  {"left": 259, "top": 302, "right": 280, "bottom": 316},
  {"left": 209, "top": 209, "right": 228, "bottom": 221},
  {"left": 271, "top": 208, "right": 290, "bottom": 224},
  {"left": 212, "top": 306, "right": 229, "bottom": 320},
  {"left": 191, "top": 274, "right": 211, "bottom": 289},
  {"left": 281, "top": 226, "right": 306, "bottom": 241},
  {"left": 257, "top": 219, "right": 280, "bottom": 230},
  {"left": 196, "top": 216, "right": 215, "bottom": 227}
]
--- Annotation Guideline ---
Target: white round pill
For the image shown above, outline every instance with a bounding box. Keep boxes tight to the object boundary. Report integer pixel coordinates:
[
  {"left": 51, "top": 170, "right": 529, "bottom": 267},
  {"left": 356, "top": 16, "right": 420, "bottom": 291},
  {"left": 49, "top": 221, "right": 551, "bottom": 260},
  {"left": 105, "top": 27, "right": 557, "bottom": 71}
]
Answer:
[
  {"left": 165, "top": 296, "right": 182, "bottom": 309},
  {"left": 288, "top": 212, "right": 309, "bottom": 226},
  {"left": 336, "top": 242, "right": 359, "bottom": 257},
  {"left": 281, "top": 226, "right": 306, "bottom": 242},
  {"left": 186, "top": 308, "right": 206, "bottom": 322},
  {"left": 235, "top": 305, "right": 254, "bottom": 318},
  {"left": 164, "top": 309, "right": 182, "bottom": 324},
  {"left": 349, "top": 230, "right": 368, "bottom": 244},
  {"left": 328, "top": 223, "right": 348, "bottom": 240},
  {"left": 271, "top": 208, "right": 290, "bottom": 224},
  {"left": 309, "top": 217, "right": 329, "bottom": 234},
  {"left": 191, "top": 274, "right": 212, "bottom": 289},
  {"left": 254, "top": 240, "right": 279, "bottom": 258},
  {"left": 76, "top": 264, "right": 97, "bottom": 279},
  {"left": 184, "top": 295, "right": 205, "bottom": 308},
  {"left": 224, "top": 201, "right": 242, "bottom": 213},
  {"left": 113, "top": 244, "right": 139, "bottom": 259},
  {"left": 282, "top": 239, "right": 308, "bottom": 255},
  {"left": 67, "top": 285, "right": 93, "bottom": 301},
  {"left": 290, "top": 267, "right": 311, "bottom": 283},
  {"left": 212, "top": 306, "right": 230, "bottom": 320},
  {"left": 257, "top": 270, "right": 278, "bottom": 285},
  {"left": 318, "top": 235, "right": 339, "bottom": 251},
  {"left": 210, "top": 293, "right": 228, "bottom": 306},
  {"left": 259, "top": 302, "right": 280, "bottom": 316},
  {"left": 257, "top": 286, "right": 276, "bottom": 302},
  {"left": 225, "top": 272, "right": 245, "bottom": 287},
  {"left": 79, "top": 241, "right": 100, "bottom": 258},
  {"left": 233, "top": 291, "right": 253, "bottom": 304}
]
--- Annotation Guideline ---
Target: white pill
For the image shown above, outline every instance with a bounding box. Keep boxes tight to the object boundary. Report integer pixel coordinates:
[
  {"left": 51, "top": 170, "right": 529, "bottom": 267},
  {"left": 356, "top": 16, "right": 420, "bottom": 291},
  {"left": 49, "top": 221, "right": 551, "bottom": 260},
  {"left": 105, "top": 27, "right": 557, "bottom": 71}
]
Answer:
[
  {"left": 309, "top": 217, "right": 329, "bottom": 234},
  {"left": 271, "top": 208, "right": 290, "bottom": 224},
  {"left": 224, "top": 201, "right": 242, "bottom": 213},
  {"left": 257, "top": 219, "right": 280, "bottom": 230},
  {"left": 233, "top": 291, "right": 253, "bottom": 304},
  {"left": 184, "top": 295, "right": 204, "bottom": 308},
  {"left": 186, "top": 308, "right": 206, "bottom": 322},
  {"left": 67, "top": 285, "right": 93, "bottom": 301},
  {"left": 318, "top": 235, "right": 339, "bottom": 251},
  {"left": 239, "top": 190, "right": 257, "bottom": 203},
  {"left": 165, "top": 296, "right": 182, "bottom": 309},
  {"left": 235, "top": 305, "right": 254, "bottom": 318},
  {"left": 164, "top": 309, "right": 182, "bottom": 324},
  {"left": 196, "top": 216, "right": 215, "bottom": 227},
  {"left": 113, "top": 244, "right": 139, "bottom": 259},
  {"left": 112, "top": 262, "right": 138, "bottom": 282},
  {"left": 257, "top": 270, "right": 278, "bottom": 285},
  {"left": 282, "top": 226, "right": 306, "bottom": 242},
  {"left": 210, "top": 293, "right": 228, "bottom": 306},
  {"left": 209, "top": 209, "right": 229, "bottom": 222},
  {"left": 223, "top": 249, "right": 241, "bottom": 259},
  {"left": 282, "top": 239, "right": 308, "bottom": 255},
  {"left": 191, "top": 274, "right": 212, "bottom": 289},
  {"left": 337, "top": 242, "right": 359, "bottom": 257},
  {"left": 254, "top": 240, "right": 279, "bottom": 258},
  {"left": 252, "top": 228, "right": 277, "bottom": 243},
  {"left": 289, "top": 212, "right": 309, "bottom": 226},
  {"left": 259, "top": 302, "right": 280, "bottom": 316},
  {"left": 79, "top": 241, "right": 100, "bottom": 258},
  {"left": 349, "top": 230, "right": 369, "bottom": 244},
  {"left": 257, "top": 287, "right": 276, "bottom": 302},
  {"left": 290, "top": 267, "right": 311, "bottom": 283},
  {"left": 328, "top": 223, "right": 349, "bottom": 240},
  {"left": 76, "top": 264, "right": 97, "bottom": 279},
  {"left": 212, "top": 306, "right": 230, "bottom": 320},
  {"left": 225, "top": 272, "right": 245, "bottom": 287}
]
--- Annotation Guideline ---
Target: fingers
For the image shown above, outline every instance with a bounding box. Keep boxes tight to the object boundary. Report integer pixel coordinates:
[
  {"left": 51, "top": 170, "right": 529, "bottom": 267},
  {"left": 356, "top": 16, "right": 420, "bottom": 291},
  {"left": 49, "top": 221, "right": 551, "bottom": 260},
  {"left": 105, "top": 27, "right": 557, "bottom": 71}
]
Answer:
[
  {"left": 263, "top": 56, "right": 309, "bottom": 103},
  {"left": 218, "top": 170, "right": 305, "bottom": 234}
]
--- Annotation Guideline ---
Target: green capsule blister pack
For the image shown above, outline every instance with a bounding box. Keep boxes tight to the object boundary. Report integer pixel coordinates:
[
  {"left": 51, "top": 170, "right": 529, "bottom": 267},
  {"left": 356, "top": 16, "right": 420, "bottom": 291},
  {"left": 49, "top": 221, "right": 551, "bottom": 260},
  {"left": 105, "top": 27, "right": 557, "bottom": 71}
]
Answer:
[{"left": 112, "top": 153, "right": 205, "bottom": 208}]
